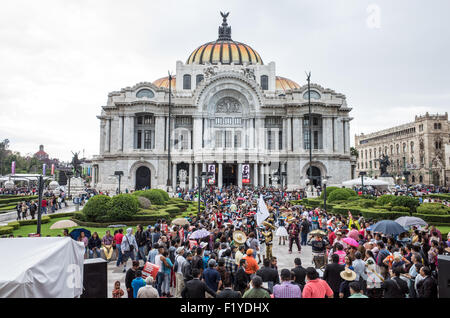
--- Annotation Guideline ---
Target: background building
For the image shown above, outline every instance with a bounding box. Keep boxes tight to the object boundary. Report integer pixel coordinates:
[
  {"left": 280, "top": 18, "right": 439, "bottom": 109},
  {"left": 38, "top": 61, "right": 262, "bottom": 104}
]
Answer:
[
  {"left": 355, "top": 112, "right": 449, "bottom": 186},
  {"left": 92, "top": 13, "right": 353, "bottom": 192}
]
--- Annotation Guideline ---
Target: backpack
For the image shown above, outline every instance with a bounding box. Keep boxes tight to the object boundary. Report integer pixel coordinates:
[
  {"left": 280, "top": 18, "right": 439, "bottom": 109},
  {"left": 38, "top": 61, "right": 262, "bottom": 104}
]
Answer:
[{"left": 174, "top": 255, "right": 180, "bottom": 272}]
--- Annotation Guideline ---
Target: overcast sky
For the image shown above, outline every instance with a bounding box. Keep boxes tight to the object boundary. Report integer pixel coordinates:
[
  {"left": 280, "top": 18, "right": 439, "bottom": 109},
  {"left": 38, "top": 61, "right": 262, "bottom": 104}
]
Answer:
[{"left": 1, "top": 0, "right": 449, "bottom": 161}]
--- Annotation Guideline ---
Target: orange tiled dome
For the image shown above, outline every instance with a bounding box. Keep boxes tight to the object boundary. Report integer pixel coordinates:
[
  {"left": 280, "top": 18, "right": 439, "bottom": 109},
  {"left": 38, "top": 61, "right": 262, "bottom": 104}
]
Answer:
[
  {"left": 152, "top": 76, "right": 176, "bottom": 89},
  {"left": 275, "top": 76, "right": 301, "bottom": 91}
]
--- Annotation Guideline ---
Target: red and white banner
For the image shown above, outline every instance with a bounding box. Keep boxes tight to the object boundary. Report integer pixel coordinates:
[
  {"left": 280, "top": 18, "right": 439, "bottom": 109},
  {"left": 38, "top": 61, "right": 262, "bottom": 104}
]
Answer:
[
  {"left": 242, "top": 164, "right": 250, "bottom": 184},
  {"left": 142, "top": 262, "right": 160, "bottom": 279},
  {"left": 189, "top": 240, "right": 198, "bottom": 250},
  {"left": 51, "top": 164, "right": 55, "bottom": 176}
]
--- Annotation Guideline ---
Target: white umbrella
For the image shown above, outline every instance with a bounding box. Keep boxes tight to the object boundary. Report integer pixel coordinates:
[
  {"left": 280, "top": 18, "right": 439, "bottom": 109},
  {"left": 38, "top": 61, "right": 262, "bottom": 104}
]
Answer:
[
  {"left": 49, "top": 220, "right": 79, "bottom": 229},
  {"left": 394, "top": 216, "right": 427, "bottom": 229},
  {"left": 342, "top": 177, "right": 389, "bottom": 188}
]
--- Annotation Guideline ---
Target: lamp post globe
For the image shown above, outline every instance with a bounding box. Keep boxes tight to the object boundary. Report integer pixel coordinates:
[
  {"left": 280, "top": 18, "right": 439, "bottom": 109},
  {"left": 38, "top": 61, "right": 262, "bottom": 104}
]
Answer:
[{"left": 49, "top": 180, "right": 59, "bottom": 190}]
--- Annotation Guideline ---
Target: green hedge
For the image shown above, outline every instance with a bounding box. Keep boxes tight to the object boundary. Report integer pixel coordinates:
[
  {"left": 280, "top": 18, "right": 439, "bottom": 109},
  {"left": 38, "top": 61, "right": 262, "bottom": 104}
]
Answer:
[
  {"left": 425, "top": 194, "right": 450, "bottom": 200},
  {"left": 0, "top": 195, "right": 38, "bottom": 205},
  {"left": 415, "top": 214, "right": 450, "bottom": 224},
  {"left": 48, "top": 212, "right": 75, "bottom": 219},
  {"left": 328, "top": 189, "right": 354, "bottom": 202},
  {"left": 331, "top": 205, "right": 409, "bottom": 220},
  {"left": 0, "top": 226, "right": 13, "bottom": 235},
  {"left": 7, "top": 221, "right": 20, "bottom": 230},
  {"left": 392, "top": 206, "right": 410, "bottom": 212},
  {"left": 18, "top": 216, "right": 50, "bottom": 226},
  {"left": 305, "top": 198, "right": 322, "bottom": 208},
  {"left": 0, "top": 205, "right": 16, "bottom": 211},
  {"left": 164, "top": 206, "right": 181, "bottom": 215},
  {"left": 320, "top": 186, "right": 340, "bottom": 199},
  {"left": 107, "top": 194, "right": 140, "bottom": 221},
  {"left": 133, "top": 190, "right": 165, "bottom": 205},
  {"left": 82, "top": 195, "right": 111, "bottom": 222},
  {"left": 416, "top": 203, "right": 450, "bottom": 215},
  {"left": 376, "top": 195, "right": 396, "bottom": 206}
]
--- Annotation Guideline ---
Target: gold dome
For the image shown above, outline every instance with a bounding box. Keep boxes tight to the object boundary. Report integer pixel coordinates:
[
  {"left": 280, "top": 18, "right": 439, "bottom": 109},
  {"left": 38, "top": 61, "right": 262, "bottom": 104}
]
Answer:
[
  {"left": 186, "top": 12, "right": 262, "bottom": 65},
  {"left": 276, "top": 76, "right": 301, "bottom": 91},
  {"left": 153, "top": 76, "right": 176, "bottom": 89},
  {"left": 187, "top": 41, "right": 263, "bottom": 65}
]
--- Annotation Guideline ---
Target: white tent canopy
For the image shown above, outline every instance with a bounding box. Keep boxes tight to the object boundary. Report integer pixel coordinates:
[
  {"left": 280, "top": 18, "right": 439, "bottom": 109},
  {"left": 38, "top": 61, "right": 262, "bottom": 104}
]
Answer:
[
  {"left": 342, "top": 177, "right": 389, "bottom": 188},
  {"left": 0, "top": 237, "right": 85, "bottom": 298}
]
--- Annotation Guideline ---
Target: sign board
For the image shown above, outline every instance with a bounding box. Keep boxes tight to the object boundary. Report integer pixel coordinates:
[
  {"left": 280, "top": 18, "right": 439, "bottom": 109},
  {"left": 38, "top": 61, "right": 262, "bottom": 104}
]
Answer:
[
  {"left": 242, "top": 164, "right": 250, "bottom": 184},
  {"left": 142, "top": 262, "right": 160, "bottom": 280},
  {"left": 406, "top": 164, "right": 418, "bottom": 170},
  {"left": 208, "top": 164, "right": 216, "bottom": 184}
]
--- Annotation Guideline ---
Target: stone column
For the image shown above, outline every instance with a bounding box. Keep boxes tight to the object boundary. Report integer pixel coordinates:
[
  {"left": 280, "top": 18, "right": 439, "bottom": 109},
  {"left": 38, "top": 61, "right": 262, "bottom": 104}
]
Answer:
[
  {"left": 172, "top": 163, "right": 177, "bottom": 190},
  {"left": 238, "top": 163, "right": 243, "bottom": 188},
  {"left": 202, "top": 163, "right": 206, "bottom": 174},
  {"left": 99, "top": 120, "right": 106, "bottom": 154},
  {"left": 260, "top": 163, "right": 264, "bottom": 187},
  {"left": 118, "top": 116, "right": 123, "bottom": 152},
  {"left": 155, "top": 115, "right": 165, "bottom": 151},
  {"left": 105, "top": 118, "right": 111, "bottom": 152},
  {"left": 293, "top": 117, "right": 301, "bottom": 152},
  {"left": 188, "top": 163, "right": 193, "bottom": 189},
  {"left": 218, "top": 163, "right": 223, "bottom": 189},
  {"left": 344, "top": 119, "right": 350, "bottom": 154},
  {"left": 123, "top": 116, "right": 134, "bottom": 152},
  {"left": 194, "top": 163, "right": 199, "bottom": 187},
  {"left": 193, "top": 117, "right": 202, "bottom": 152},
  {"left": 286, "top": 117, "right": 291, "bottom": 151},
  {"left": 265, "top": 164, "right": 269, "bottom": 186},
  {"left": 253, "top": 163, "right": 259, "bottom": 187}
]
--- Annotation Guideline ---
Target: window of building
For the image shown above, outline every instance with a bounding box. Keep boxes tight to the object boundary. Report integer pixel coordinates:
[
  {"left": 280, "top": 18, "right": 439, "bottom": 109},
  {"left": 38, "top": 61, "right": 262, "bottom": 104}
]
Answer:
[
  {"left": 279, "top": 131, "right": 283, "bottom": 150},
  {"left": 303, "top": 115, "right": 323, "bottom": 150},
  {"left": 303, "top": 90, "right": 321, "bottom": 100},
  {"left": 369, "top": 149, "right": 372, "bottom": 159},
  {"left": 234, "top": 131, "right": 242, "bottom": 148},
  {"left": 390, "top": 145, "right": 393, "bottom": 155},
  {"left": 369, "top": 161, "right": 372, "bottom": 169},
  {"left": 403, "top": 143, "right": 406, "bottom": 153},
  {"left": 374, "top": 149, "right": 377, "bottom": 158},
  {"left": 136, "top": 89, "right": 155, "bottom": 99},
  {"left": 136, "top": 131, "right": 142, "bottom": 149},
  {"left": 396, "top": 144, "right": 399, "bottom": 154},
  {"left": 374, "top": 161, "right": 377, "bottom": 169},
  {"left": 183, "top": 74, "right": 191, "bottom": 90},
  {"left": 419, "top": 124, "right": 423, "bottom": 132},
  {"left": 412, "top": 175, "right": 415, "bottom": 183},
  {"left": 361, "top": 150, "right": 363, "bottom": 159},
  {"left": 261, "top": 75, "right": 268, "bottom": 90},
  {"left": 144, "top": 130, "right": 154, "bottom": 149},
  {"left": 225, "top": 131, "right": 232, "bottom": 148},
  {"left": 304, "top": 131, "right": 310, "bottom": 150},
  {"left": 215, "top": 131, "right": 222, "bottom": 148},
  {"left": 410, "top": 141, "right": 414, "bottom": 153},
  {"left": 419, "top": 175, "right": 423, "bottom": 183},
  {"left": 135, "top": 114, "right": 155, "bottom": 149},
  {"left": 313, "top": 131, "right": 319, "bottom": 149},
  {"left": 196, "top": 74, "right": 204, "bottom": 87}
]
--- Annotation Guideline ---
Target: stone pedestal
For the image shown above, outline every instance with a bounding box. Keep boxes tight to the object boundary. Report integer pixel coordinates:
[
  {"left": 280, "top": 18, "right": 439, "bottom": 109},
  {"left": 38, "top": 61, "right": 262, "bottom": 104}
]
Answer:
[
  {"left": 68, "top": 177, "right": 86, "bottom": 197},
  {"left": 377, "top": 177, "right": 396, "bottom": 190},
  {"left": 306, "top": 185, "right": 319, "bottom": 198}
]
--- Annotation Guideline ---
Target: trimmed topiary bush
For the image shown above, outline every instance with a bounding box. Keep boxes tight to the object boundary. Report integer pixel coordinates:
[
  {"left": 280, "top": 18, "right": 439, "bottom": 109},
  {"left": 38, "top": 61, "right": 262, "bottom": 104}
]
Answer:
[
  {"left": 320, "top": 186, "right": 340, "bottom": 199},
  {"left": 137, "top": 196, "right": 152, "bottom": 209},
  {"left": 376, "top": 195, "right": 396, "bottom": 206},
  {"left": 343, "top": 188, "right": 357, "bottom": 197},
  {"left": 391, "top": 206, "right": 411, "bottom": 213},
  {"left": 107, "top": 194, "right": 140, "bottom": 221},
  {"left": 417, "top": 203, "right": 450, "bottom": 215},
  {"left": 154, "top": 189, "right": 170, "bottom": 202},
  {"left": 82, "top": 195, "right": 111, "bottom": 222},
  {"left": 391, "top": 196, "right": 419, "bottom": 212},
  {"left": 7, "top": 221, "right": 20, "bottom": 230},
  {"left": 164, "top": 206, "right": 181, "bottom": 216},
  {"left": 133, "top": 189, "right": 165, "bottom": 205},
  {"left": 18, "top": 216, "right": 50, "bottom": 226},
  {"left": 0, "top": 226, "right": 13, "bottom": 235},
  {"left": 356, "top": 199, "right": 377, "bottom": 208},
  {"left": 328, "top": 189, "right": 353, "bottom": 202}
]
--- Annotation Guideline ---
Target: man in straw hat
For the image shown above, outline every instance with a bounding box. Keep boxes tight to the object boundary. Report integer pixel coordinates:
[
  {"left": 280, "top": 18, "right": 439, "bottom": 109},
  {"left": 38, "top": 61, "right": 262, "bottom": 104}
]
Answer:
[{"left": 261, "top": 221, "right": 275, "bottom": 261}]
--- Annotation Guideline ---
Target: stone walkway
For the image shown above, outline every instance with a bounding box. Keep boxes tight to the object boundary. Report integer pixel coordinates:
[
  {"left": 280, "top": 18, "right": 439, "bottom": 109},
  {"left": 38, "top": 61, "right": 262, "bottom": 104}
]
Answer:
[
  {"left": 0, "top": 202, "right": 78, "bottom": 225},
  {"left": 105, "top": 237, "right": 315, "bottom": 298}
]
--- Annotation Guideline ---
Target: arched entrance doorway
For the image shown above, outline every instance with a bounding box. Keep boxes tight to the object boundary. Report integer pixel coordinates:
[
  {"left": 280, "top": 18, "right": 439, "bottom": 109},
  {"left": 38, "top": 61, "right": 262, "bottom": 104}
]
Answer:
[
  {"left": 306, "top": 166, "right": 322, "bottom": 187},
  {"left": 136, "top": 166, "right": 151, "bottom": 190}
]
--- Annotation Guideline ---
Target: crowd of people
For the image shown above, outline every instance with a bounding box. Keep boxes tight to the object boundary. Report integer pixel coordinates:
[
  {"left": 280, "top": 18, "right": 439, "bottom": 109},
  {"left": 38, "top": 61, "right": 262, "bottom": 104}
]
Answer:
[{"left": 102, "top": 185, "right": 449, "bottom": 299}]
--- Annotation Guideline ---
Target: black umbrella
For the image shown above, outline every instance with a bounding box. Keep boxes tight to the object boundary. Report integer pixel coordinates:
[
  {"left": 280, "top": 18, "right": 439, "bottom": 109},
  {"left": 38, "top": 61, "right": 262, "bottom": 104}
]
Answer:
[
  {"left": 69, "top": 228, "right": 91, "bottom": 240},
  {"left": 370, "top": 220, "right": 407, "bottom": 236}
]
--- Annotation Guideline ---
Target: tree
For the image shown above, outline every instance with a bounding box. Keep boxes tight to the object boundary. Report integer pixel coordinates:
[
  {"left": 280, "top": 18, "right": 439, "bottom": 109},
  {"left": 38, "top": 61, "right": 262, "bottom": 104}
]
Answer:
[
  {"left": 350, "top": 147, "right": 359, "bottom": 159},
  {"left": 0, "top": 139, "right": 10, "bottom": 175}
]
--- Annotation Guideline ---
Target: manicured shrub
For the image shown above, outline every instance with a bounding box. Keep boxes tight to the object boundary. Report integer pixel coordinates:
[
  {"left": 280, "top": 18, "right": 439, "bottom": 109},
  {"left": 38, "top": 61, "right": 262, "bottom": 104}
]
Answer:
[
  {"left": 107, "top": 194, "right": 140, "bottom": 221},
  {"left": 343, "top": 188, "right": 357, "bottom": 197},
  {"left": 82, "top": 195, "right": 111, "bottom": 222},
  {"left": 7, "top": 221, "right": 20, "bottom": 230},
  {"left": 328, "top": 189, "right": 353, "bottom": 202},
  {"left": 415, "top": 213, "right": 450, "bottom": 224},
  {"left": 417, "top": 203, "right": 450, "bottom": 215},
  {"left": 133, "top": 190, "right": 165, "bottom": 205},
  {"left": 154, "top": 189, "right": 170, "bottom": 202},
  {"left": 0, "top": 226, "right": 13, "bottom": 235},
  {"left": 391, "top": 206, "right": 411, "bottom": 213},
  {"left": 347, "top": 196, "right": 361, "bottom": 202},
  {"left": 376, "top": 195, "right": 396, "bottom": 206},
  {"left": 48, "top": 212, "right": 75, "bottom": 219},
  {"left": 164, "top": 206, "right": 181, "bottom": 216},
  {"left": 356, "top": 199, "right": 377, "bottom": 208},
  {"left": 137, "top": 196, "right": 152, "bottom": 209},
  {"left": 320, "top": 186, "right": 340, "bottom": 199},
  {"left": 391, "top": 196, "right": 419, "bottom": 212},
  {"left": 18, "top": 216, "right": 50, "bottom": 226}
]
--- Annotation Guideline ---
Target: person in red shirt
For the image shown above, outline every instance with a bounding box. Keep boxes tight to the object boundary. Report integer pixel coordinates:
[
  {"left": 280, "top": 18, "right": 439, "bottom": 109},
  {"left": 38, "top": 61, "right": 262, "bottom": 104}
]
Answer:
[
  {"left": 302, "top": 267, "right": 334, "bottom": 298},
  {"left": 327, "top": 227, "right": 336, "bottom": 246},
  {"left": 41, "top": 198, "right": 48, "bottom": 214},
  {"left": 114, "top": 229, "right": 124, "bottom": 267}
]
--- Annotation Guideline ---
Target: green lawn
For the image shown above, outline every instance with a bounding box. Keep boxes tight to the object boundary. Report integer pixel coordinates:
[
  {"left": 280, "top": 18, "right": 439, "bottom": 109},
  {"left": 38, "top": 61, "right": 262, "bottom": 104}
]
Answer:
[
  {"left": 12, "top": 216, "right": 137, "bottom": 237},
  {"left": 437, "top": 226, "right": 450, "bottom": 236}
]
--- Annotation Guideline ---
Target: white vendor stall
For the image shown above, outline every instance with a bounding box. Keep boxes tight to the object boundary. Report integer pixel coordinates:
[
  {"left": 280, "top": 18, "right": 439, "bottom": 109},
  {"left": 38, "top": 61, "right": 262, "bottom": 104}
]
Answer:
[{"left": 0, "top": 237, "right": 85, "bottom": 298}]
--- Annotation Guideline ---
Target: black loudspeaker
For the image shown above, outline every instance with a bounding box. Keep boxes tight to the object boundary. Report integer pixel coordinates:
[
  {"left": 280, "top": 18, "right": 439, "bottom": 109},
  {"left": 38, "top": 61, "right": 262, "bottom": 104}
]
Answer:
[
  {"left": 81, "top": 258, "right": 108, "bottom": 298},
  {"left": 438, "top": 255, "right": 450, "bottom": 298}
]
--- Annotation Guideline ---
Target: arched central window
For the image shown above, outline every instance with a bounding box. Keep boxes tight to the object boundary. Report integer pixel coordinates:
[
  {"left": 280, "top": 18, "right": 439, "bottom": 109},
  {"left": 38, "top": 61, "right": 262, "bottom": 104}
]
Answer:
[
  {"left": 136, "top": 89, "right": 154, "bottom": 98},
  {"left": 303, "top": 90, "right": 321, "bottom": 100},
  {"left": 134, "top": 114, "right": 155, "bottom": 149}
]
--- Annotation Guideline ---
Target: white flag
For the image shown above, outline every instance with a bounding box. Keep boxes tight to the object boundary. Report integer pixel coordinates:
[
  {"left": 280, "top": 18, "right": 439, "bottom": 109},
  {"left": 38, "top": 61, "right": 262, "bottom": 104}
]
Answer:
[{"left": 256, "top": 195, "right": 270, "bottom": 226}]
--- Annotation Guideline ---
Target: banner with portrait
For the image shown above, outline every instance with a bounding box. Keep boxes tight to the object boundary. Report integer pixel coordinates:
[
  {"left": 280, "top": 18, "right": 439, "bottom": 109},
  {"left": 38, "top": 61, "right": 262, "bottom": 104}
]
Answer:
[
  {"left": 207, "top": 164, "right": 216, "bottom": 184},
  {"left": 242, "top": 164, "right": 250, "bottom": 184}
]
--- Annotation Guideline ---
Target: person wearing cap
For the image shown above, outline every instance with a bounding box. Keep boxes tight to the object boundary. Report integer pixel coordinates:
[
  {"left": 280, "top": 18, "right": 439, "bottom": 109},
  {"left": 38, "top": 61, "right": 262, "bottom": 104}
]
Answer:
[
  {"left": 243, "top": 248, "right": 259, "bottom": 275},
  {"left": 273, "top": 269, "right": 301, "bottom": 298},
  {"left": 175, "top": 247, "right": 186, "bottom": 298},
  {"left": 338, "top": 268, "right": 356, "bottom": 298},
  {"left": 203, "top": 259, "right": 222, "bottom": 295},
  {"left": 137, "top": 276, "right": 159, "bottom": 298}
]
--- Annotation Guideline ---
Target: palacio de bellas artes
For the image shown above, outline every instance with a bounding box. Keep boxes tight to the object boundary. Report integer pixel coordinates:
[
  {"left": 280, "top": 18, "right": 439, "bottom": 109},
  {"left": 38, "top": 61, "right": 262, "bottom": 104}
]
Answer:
[{"left": 92, "top": 13, "right": 353, "bottom": 193}]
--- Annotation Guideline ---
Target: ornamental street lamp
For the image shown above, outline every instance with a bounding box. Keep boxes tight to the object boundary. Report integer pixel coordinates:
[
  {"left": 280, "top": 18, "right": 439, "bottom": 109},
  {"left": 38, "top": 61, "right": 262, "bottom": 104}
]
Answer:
[
  {"left": 166, "top": 71, "right": 173, "bottom": 192},
  {"left": 359, "top": 171, "right": 367, "bottom": 194},
  {"left": 114, "top": 171, "right": 124, "bottom": 194},
  {"left": 306, "top": 72, "right": 313, "bottom": 187}
]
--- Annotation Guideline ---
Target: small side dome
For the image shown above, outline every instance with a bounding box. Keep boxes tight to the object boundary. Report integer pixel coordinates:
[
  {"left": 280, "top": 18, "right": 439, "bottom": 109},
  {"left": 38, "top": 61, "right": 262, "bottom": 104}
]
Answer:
[
  {"left": 153, "top": 76, "right": 176, "bottom": 89},
  {"left": 276, "top": 76, "right": 301, "bottom": 91}
]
